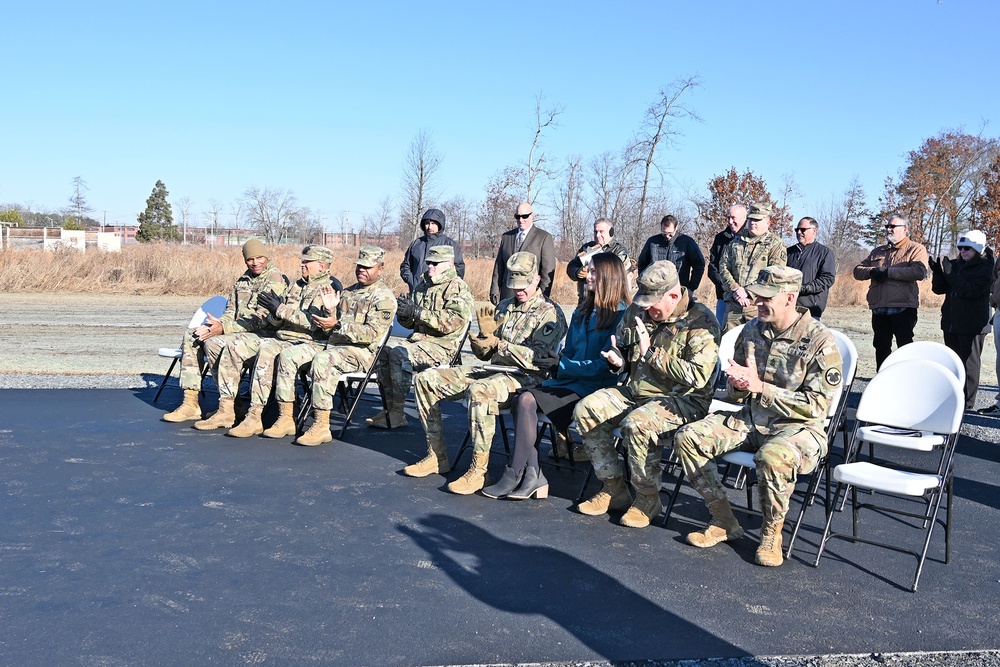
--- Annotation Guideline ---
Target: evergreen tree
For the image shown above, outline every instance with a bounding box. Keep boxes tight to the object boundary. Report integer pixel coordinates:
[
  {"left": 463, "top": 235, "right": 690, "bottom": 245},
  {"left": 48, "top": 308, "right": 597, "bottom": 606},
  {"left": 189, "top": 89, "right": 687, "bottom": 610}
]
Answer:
[{"left": 136, "top": 180, "right": 180, "bottom": 242}]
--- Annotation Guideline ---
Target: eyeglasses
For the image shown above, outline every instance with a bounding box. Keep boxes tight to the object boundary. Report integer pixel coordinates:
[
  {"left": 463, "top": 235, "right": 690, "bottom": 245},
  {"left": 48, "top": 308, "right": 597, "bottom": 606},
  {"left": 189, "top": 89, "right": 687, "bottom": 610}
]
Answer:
[
  {"left": 884, "top": 224, "right": 905, "bottom": 230},
  {"left": 514, "top": 212, "right": 532, "bottom": 220},
  {"left": 958, "top": 246, "right": 975, "bottom": 252},
  {"left": 794, "top": 227, "right": 814, "bottom": 233}
]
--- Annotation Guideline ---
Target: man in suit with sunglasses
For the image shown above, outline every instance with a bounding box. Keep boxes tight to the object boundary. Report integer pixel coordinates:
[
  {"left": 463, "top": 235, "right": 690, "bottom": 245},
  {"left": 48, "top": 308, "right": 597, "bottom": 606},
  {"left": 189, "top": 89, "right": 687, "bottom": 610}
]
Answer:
[{"left": 490, "top": 202, "right": 556, "bottom": 305}]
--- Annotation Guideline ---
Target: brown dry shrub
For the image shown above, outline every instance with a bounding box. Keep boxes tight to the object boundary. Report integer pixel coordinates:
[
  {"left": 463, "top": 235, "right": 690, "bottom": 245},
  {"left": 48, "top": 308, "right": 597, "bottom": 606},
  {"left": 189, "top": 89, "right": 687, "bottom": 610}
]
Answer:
[{"left": 0, "top": 244, "right": 579, "bottom": 304}]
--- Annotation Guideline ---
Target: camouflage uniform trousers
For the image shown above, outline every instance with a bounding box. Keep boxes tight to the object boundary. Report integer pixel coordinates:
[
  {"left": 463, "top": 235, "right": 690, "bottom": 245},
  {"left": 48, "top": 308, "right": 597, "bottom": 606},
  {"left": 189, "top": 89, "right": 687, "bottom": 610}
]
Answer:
[
  {"left": 414, "top": 366, "right": 533, "bottom": 454},
  {"left": 724, "top": 302, "right": 758, "bottom": 333},
  {"left": 213, "top": 332, "right": 270, "bottom": 398},
  {"left": 674, "top": 409, "right": 825, "bottom": 524},
  {"left": 375, "top": 339, "right": 454, "bottom": 405},
  {"left": 177, "top": 331, "right": 227, "bottom": 391},
  {"left": 574, "top": 387, "right": 706, "bottom": 497},
  {"left": 307, "top": 346, "right": 374, "bottom": 410},
  {"left": 248, "top": 339, "right": 326, "bottom": 406}
]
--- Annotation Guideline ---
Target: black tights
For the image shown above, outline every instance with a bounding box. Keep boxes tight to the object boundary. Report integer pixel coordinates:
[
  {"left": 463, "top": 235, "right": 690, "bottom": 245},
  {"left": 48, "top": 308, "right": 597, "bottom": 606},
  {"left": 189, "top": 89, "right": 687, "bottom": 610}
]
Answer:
[{"left": 511, "top": 392, "right": 540, "bottom": 473}]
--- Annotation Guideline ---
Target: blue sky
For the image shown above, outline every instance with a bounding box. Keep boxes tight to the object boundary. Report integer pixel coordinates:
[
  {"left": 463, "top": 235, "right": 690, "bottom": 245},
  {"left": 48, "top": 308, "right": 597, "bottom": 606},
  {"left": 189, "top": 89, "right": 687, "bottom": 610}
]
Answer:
[{"left": 2, "top": 0, "right": 997, "bottom": 231}]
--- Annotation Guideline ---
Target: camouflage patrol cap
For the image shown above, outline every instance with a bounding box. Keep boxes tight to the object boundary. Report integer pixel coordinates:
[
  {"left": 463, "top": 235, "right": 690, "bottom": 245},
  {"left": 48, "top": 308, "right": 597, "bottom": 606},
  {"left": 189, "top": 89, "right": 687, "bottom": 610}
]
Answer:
[
  {"left": 355, "top": 245, "right": 385, "bottom": 268},
  {"left": 633, "top": 260, "right": 680, "bottom": 307},
  {"left": 747, "top": 202, "right": 773, "bottom": 220},
  {"left": 426, "top": 245, "right": 455, "bottom": 263},
  {"left": 506, "top": 251, "right": 539, "bottom": 289},
  {"left": 301, "top": 244, "right": 334, "bottom": 263},
  {"left": 746, "top": 265, "right": 803, "bottom": 298}
]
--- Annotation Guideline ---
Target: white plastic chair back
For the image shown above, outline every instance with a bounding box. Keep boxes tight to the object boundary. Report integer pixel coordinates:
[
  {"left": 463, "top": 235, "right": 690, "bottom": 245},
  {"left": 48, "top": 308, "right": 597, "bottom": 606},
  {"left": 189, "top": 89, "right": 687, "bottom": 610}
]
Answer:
[
  {"left": 186, "top": 295, "right": 228, "bottom": 329},
  {"left": 880, "top": 341, "right": 965, "bottom": 387},
  {"left": 717, "top": 323, "right": 745, "bottom": 374},
  {"left": 855, "top": 359, "right": 964, "bottom": 435}
]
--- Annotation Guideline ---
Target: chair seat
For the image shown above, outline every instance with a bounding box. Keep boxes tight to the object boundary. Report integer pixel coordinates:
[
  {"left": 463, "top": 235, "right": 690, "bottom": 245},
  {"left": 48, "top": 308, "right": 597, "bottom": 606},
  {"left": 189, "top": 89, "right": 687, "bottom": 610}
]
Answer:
[
  {"left": 722, "top": 450, "right": 755, "bottom": 468},
  {"left": 858, "top": 425, "right": 945, "bottom": 451},
  {"left": 834, "top": 461, "right": 942, "bottom": 496},
  {"left": 158, "top": 348, "right": 182, "bottom": 359}
]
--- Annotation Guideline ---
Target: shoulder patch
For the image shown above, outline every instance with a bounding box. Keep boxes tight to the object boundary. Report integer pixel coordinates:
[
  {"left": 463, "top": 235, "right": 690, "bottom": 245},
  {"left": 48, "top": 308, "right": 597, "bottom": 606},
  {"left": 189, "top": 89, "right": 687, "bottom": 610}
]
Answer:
[
  {"left": 824, "top": 367, "right": 842, "bottom": 386},
  {"left": 533, "top": 321, "right": 561, "bottom": 344}
]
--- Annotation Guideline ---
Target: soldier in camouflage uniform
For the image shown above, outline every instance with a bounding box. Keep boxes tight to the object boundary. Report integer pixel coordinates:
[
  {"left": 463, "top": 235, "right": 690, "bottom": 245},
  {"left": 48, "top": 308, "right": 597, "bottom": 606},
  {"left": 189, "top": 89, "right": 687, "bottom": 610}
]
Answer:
[
  {"left": 719, "top": 202, "right": 787, "bottom": 332},
  {"left": 163, "top": 239, "right": 288, "bottom": 423},
  {"left": 293, "top": 246, "right": 398, "bottom": 446},
  {"left": 194, "top": 245, "right": 337, "bottom": 432},
  {"left": 676, "top": 265, "right": 843, "bottom": 567},
  {"left": 574, "top": 261, "right": 720, "bottom": 528},
  {"left": 406, "top": 252, "right": 568, "bottom": 495},
  {"left": 366, "top": 245, "right": 473, "bottom": 430}
]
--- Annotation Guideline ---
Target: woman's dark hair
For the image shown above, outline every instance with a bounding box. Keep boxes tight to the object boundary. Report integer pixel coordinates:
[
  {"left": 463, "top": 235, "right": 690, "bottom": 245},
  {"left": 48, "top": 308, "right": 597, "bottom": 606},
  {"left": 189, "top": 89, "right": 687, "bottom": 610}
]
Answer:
[{"left": 579, "top": 252, "right": 632, "bottom": 330}]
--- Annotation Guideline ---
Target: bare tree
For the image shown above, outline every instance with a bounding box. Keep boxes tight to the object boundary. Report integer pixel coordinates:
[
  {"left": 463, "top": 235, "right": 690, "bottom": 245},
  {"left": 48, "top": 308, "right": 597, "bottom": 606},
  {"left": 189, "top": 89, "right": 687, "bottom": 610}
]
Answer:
[
  {"left": 525, "top": 92, "right": 564, "bottom": 205},
  {"left": 203, "top": 198, "right": 224, "bottom": 247},
  {"left": 399, "top": 130, "right": 443, "bottom": 243},
  {"left": 441, "top": 195, "right": 475, "bottom": 249},
  {"left": 67, "top": 176, "right": 94, "bottom": 225},
  {"left": 553, "top": 156, "right": 586, "bottom": 258},
  {"left": 817, "top": 176, "right": 871, "bottom": 266},
  {"left": 177, "top": 196, "right": 192, "bottom": 244},
  {"left": 363, "top": 195, "right": 395, "bottom": 247},
  {"left": 241, "top": 186, "right": 299, "bottom": 244},
  {"left": 473, "top": 166, "right": 523, "bottom": 258}
]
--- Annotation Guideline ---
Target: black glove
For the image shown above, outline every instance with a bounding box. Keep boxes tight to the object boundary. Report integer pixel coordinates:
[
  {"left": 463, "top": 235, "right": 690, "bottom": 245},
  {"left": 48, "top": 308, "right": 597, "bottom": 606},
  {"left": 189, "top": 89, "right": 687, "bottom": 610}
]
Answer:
[
  {"left": 396, "top": 295, "right": 419, "bottom": 321},
  {"left": 941, "top": 256, "right": 953, "bottom": 274},
  {"left": 257, "top": 290, "right": 282, "bottom": 315},
  {"left": 870, "top": 267, "right": 887, "bottom": 283},
  {"left": 534, "top": 352, "right": 560, "bottom": 373}
]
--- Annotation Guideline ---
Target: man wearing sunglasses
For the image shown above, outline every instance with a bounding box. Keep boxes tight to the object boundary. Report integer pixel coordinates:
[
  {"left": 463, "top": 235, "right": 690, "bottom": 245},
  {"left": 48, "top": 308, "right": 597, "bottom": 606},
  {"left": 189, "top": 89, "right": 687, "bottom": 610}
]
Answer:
[
  {"left": 490, "top": 202, "right": 556, "bottom": 305},
  {"left": 853, "top": 215, "right": 929, "bottom": 369},
  {"left": 786, "top": 216, "right": 836, "bottom": 318}
]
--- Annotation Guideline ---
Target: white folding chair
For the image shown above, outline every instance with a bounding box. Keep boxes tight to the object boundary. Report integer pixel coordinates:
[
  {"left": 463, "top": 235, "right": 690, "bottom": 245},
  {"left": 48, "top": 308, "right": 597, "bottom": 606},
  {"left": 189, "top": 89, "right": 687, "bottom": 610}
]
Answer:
[
  {"left": 154, "top": 296, "right": 228, "bottom": 403},
  {"left": 881, "top": 341, "right": 965, "bottom": 386},
  {"left": 813, "top": 359, "right": 964, "bottom": 592}
]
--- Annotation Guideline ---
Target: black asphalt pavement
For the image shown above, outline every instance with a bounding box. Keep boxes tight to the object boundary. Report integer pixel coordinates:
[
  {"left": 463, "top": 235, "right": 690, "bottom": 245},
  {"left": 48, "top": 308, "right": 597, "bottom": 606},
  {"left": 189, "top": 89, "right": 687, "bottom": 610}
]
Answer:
[{"left": 0, "top": 385, "right": 998, "bottom": 666}]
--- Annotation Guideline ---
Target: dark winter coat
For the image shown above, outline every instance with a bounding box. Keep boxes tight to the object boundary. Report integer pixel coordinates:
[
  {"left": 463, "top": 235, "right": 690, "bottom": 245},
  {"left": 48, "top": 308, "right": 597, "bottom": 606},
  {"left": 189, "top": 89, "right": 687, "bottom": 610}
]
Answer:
[
  {"left": 931, "top": 250, "right": 994, "bottom": 335},
  {"left": 707, "top": 228, "right": 738, "bottom": 298},
  {"left": 399, "top": 221, "right": 466, "bottom": 293},
  {"left": 786, "top": 241, "right": 837, "bottom": 317},
  {"left": 637, "top": 233, "right": 705, "bottom": 290}
]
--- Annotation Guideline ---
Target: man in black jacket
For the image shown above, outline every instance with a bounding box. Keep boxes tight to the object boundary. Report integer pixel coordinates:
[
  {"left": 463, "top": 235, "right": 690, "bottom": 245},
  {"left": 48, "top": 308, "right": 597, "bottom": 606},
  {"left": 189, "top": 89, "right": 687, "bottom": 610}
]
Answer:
[
  {"left": 786, "top": 216, "right": 836, "bottom": 318},
  {"left": 707, "top": 205, "right": 746, "bottom": 325},
  {"left": 400, "top": 208, "right": 466, "bottom": 294},
  {"left": 637, "top": 215, "right": 705, "bottom": 291}
]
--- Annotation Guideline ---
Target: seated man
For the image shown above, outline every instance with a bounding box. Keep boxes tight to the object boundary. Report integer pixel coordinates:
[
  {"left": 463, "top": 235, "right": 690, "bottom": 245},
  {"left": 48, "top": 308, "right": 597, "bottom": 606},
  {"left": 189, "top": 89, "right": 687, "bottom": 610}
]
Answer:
[
  {"left": 163, "top": 239, "right": 287, "bottom": 423},
  {"left": 367, "top": 245, "right": 473, "bottom": 429},
  {"left": 194, "top": 245, "right": 338, "bottom": 432},
  {"left": 293, "top": 246, "right": 398, "bottom": 446},
  {"left": 406, "top": 252, "right": 567, "bottom": 494},
  {"left": 574, "top": 261, "right": 720, "bottom": 528},
  {"left": 675, "top": 265, "right": 843, "bottom": 567}
]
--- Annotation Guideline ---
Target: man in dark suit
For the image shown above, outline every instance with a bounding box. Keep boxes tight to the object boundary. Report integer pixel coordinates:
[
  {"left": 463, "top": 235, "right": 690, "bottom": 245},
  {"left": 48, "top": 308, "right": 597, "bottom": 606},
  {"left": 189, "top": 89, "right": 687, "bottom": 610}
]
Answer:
[{"left": 490, "top": 202, "right": 556, "bottom": 304}]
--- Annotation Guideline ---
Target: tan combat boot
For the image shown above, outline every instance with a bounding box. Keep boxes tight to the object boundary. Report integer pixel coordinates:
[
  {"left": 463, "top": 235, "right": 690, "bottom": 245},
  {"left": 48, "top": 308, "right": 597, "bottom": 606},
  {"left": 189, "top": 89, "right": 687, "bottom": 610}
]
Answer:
[
  {"left": 295, "top": 409, "right": 332, "bottom": 446},
  {"left": 447, "top": 451, "right": 491, "bottom": 495},
  {"left": 193, "top": 398, "right": 237, "bottom": 430},
  {"left": 163, "top": 390, "right": 201, "bottom": 423},
  {"left": 262, "top": 402, "right": 297, "bottom": 438},
  {"left": 403, "top": 437, "right": 449, "bottom": 477},
  {"left": 686, "top": 498, "right": 745, "bottom": 548},
  {"left": 577, "top": 476, "right": 632, "bottom": 516},
  {"left": 620, "top": 492, "right": 665, "bottom": 528},
  {"left": 228, "top": 405, "right": 265, "bottom": 438},
  {"left": 756, "top": 520, "right": 785, "bottom": 567}
]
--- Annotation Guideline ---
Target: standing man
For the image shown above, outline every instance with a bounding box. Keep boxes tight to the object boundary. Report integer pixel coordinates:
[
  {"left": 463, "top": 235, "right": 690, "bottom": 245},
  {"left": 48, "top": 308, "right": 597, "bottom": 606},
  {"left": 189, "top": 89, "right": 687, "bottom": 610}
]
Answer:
[
  {"left": 400, "top": 208, "right": 466, "bottom": 294},
  {"left": 162, "top": 239, "right": 287, "bottom": 423},
  {"left": 853, "top": 215, "right": 929, "bottom": 369},
  {"left": 637, "top": 214, "right": 705, "bottom": 292},
  {"left": 293, "top": 246, "right": 398, "bottom": 446},
  {"left": 786, "top": 216, "right": 837, "bottom": 318},
  {"left": 573, "top": 261, "right": 720, "bottom": 528},
  {"left": 367, "top": 245, "right": 474, "bottom": 429},
  {"left": 718, "top": 202, "right": 787, "bottom": 332},
  {"left": 566, "top": 217, "right": 634, "bottom": 306},
  {"left": 708, "top": 205, "right": 747, "bottom": 326},
  {"left": 490, "top": 202, "right": 556, "bottom": 305},
  {"left": 195, "top": 245, "right": 337, "bottom": 432},
  {"left": 408, "top": 252, "right": 567, "bottom": 494},
  {"left": 675, "top": 266, "right": 843, "bottom": 567}
]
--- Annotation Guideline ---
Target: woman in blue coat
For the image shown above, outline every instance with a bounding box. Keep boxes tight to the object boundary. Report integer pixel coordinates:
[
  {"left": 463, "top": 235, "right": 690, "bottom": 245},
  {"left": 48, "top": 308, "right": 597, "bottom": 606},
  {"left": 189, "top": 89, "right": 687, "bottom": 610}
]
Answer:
[{"left": 483, "top": 252, "right": 632, "bottom": 500}]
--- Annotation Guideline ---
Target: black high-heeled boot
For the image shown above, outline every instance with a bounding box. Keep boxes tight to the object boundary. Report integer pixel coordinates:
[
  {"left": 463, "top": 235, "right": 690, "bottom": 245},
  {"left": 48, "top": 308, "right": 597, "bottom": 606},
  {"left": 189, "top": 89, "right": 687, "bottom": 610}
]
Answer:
[
  {"left": 481, "top": 466, "right": 523, "bottom": 499},
  {"left": 507, "top": 466, "right": 549, "bottom": 500}
]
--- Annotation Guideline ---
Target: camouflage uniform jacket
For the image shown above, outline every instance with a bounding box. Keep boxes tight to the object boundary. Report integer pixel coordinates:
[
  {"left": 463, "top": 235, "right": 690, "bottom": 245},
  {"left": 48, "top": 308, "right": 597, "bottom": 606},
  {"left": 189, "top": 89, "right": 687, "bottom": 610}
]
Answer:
[
  {"left": 219, "top": 263, "right": 288, "bottom": 335},
  {"left": 730, "top": 307, "right": 842, "bottom": 438},
  {"left": 615, "top": 289, "right": 720, "bottom": 405},
  {"left": 326, "top": 279, "right": 397, "bottom": 353},
  {"left": 719, "top": 231, "right": 787, "bottom": 306},
  {"left": 489, "top": 290, "right": 568, "bottom": 381},
  {"left": 404, "top": 266, "right": 473, "bottom": 352},
  {"left": 270, "top": 271, "right": 335, "bottom": 343}
]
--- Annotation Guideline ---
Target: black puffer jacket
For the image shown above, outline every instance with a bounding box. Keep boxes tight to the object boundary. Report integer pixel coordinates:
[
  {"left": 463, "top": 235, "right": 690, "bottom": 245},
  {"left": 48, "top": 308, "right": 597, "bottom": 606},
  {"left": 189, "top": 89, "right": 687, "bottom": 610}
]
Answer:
[
  {"left": 931, "top": 249, "right": 994, "bottom": 335},
  {"left": 399, "top": 220, "right": 466, "bottom": 292}
]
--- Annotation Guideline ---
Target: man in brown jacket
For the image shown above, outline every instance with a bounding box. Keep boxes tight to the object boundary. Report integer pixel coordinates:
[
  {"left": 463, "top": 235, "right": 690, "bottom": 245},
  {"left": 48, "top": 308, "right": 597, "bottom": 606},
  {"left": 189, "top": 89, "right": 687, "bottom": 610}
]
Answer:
[{"left": 853, "top": 215, "right": 929, "bottom": 369}]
